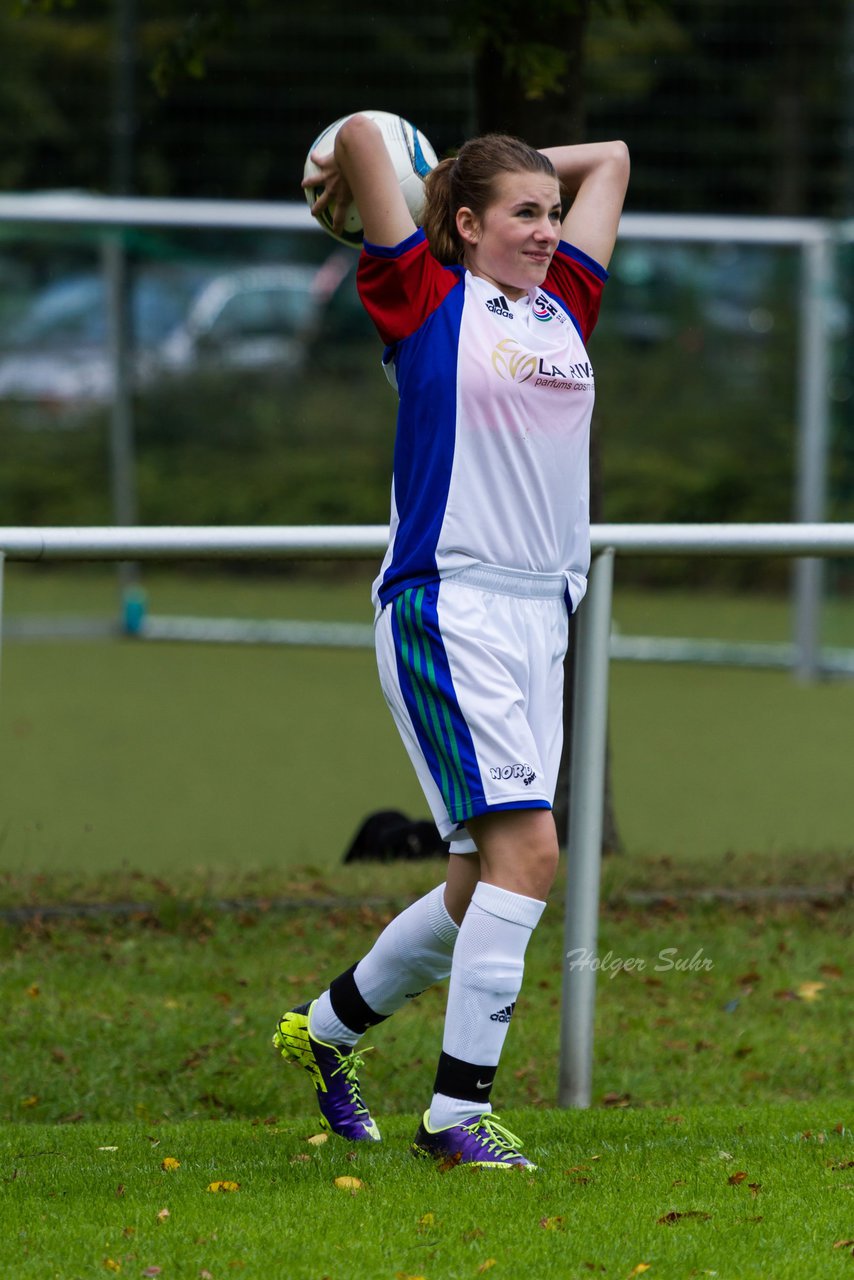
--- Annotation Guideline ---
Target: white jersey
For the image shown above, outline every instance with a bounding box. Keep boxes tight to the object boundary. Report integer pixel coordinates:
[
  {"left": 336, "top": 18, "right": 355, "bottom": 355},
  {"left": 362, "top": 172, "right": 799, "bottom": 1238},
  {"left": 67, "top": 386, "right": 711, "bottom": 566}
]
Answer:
[{"left": 357, "top": 229, "right": 607, "bottom": 612}]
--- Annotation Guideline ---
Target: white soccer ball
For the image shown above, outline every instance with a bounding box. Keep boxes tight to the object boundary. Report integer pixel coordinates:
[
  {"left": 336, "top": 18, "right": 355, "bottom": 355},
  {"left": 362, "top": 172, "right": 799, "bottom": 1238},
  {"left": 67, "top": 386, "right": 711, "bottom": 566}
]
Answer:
[{"left": 303, "top": 109, "right": 438, "bottom": 248}]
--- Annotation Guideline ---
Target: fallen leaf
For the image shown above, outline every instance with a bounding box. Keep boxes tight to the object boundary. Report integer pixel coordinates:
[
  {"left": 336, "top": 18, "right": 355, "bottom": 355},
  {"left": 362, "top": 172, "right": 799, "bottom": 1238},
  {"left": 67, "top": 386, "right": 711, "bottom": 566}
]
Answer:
[
  {"left": 290, "top": 1153, "right": 311, "bottom": 1163},
  {"left": 833, "top": 1239, "right": 854, "bottom": 1250},
  {"left": 333, "top": 1176, "right": 363, "bottom": 1191},
  {"left": 156, "top": 1207, "right": 170, "bottom": 1223},
  {"left": 200, "top": 1272, "right": 214, "bottom": 1280},
  {"left": 142, "top": 1270, "right": 162, "bottom": 1278},
  {"left": 748, "top": 1182, "right": 761, "bottom": 1198},
  {"left": 728, "top": 1171, "right": 748, "bottom": 1185},
  {"left": 416, "top": 1212, "right": 436, "bottom": 1230},
  {"left": 115, "top": 1184, "right": 126, "bottom": 1198},
  {"left": 628, "top": 1266, "right": 651, "bottom": 1277},
  {"left": 718, "top": 1151, "right": 733, "bottom": 1161},
  {"left": 477, "top": 1262, "right": 497, "bottom": 1274},
  {"left": 103, "top": 1261, "right": 121, "bottom": 1273},
  {"left": 26, "top": 984, "right": 40, "bottom": 999},
  {"left": 207, "top": 1181, "right": 240, "bottom": 1193},
  {"left": 21, "top": 1096, "right": 39, "bottom": 1109},
  {"left": 160, "top": 1157, "right": 181, "bottom": 1171},
  {"left": 602, "top": 1091, "right": 631, "bottom": 1108},
  {"left": 797, "top": 981, "right": 825, "bottom": 1002},
  {"left": 820, "top": 963, "right": 843, "bottom": 978},
  {"left": 539, "top": 1216, "right": 565, "bottom": 1230},
  {"left": 306, "top": 1133, "right": 328, "bottom": 1146},
  {"left": 828, "top": 1160, "right": 854, "bottom": 1171},
  {"left": 657, "top": 1210, "right": 711, "bottom": 1225}
]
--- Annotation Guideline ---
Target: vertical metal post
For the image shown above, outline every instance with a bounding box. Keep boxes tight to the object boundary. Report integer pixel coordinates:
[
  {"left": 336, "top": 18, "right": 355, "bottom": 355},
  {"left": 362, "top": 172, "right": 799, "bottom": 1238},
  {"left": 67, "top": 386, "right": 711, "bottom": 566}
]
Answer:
[
  {"left": 0, "top": 551, "right": 4, "bottom": 697},
  {"left": 103, "top": 232, "right": 139, "bottom": 605},
  {"left": 558, "top": 547, "right": 615, "bottom": 1108},
  {"left": 793, "top": 233, "right": 833, "bottom": 682}
]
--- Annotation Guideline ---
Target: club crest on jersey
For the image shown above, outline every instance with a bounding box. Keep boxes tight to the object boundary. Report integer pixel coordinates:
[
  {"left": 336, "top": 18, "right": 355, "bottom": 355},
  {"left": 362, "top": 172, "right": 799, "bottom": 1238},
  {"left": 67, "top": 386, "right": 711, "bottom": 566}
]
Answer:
[
  {"left": 532, "top": 293, "right": 566, "bottom": 325},
  {"left": 486, "top": 293, "right": 514, "bottom": 319}
]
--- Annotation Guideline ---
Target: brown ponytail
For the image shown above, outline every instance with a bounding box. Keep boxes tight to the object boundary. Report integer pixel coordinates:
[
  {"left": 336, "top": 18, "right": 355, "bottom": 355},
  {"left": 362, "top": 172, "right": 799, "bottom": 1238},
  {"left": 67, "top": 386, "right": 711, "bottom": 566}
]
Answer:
[{"left": 421, "top": 135, "right": 557, "bottom": 266}]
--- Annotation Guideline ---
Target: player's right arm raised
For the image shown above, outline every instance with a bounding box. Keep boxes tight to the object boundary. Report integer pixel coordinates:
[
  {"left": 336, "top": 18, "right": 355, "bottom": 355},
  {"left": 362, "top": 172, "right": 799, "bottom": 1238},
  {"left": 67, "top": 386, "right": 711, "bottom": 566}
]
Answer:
[{"left": 302, "top": 113, "right": 416, "bottom": 249}]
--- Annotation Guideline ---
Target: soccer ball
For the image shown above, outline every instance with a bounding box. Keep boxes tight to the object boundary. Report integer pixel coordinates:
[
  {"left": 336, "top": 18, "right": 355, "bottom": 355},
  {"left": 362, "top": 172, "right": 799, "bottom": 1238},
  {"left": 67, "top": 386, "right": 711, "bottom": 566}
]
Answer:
[{"left": 303, "top": 109, "right": 438, "bottom": 248}]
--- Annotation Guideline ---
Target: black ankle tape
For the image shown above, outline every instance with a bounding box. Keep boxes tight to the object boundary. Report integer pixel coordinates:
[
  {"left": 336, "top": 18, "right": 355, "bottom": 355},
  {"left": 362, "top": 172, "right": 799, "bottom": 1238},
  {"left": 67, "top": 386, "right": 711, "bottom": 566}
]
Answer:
[
  {"left": 328, "top": 964, "right": 388, "bottom": 1036},
  {"left": 434, "top": 1050, "right": 496, "bottom": 1104}
]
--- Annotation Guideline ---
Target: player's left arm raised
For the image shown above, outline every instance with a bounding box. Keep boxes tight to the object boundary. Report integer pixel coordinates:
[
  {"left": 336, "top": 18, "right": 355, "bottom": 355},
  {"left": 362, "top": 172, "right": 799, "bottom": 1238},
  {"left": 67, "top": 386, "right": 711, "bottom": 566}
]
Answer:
[{"left": 539, "top": 141, "right": 630, "bottom": 271}]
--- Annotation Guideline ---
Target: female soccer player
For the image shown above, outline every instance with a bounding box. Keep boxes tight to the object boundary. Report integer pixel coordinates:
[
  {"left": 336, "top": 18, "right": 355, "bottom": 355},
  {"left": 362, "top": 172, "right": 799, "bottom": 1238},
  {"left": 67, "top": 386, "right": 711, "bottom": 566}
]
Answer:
[{"left": 274, "top": 114, "right": 629, "bottom": 1169}]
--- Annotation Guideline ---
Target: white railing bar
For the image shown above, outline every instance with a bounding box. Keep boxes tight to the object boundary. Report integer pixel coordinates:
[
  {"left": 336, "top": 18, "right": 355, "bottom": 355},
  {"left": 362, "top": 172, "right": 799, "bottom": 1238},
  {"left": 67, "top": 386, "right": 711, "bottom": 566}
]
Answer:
[
  {"left": 0, "top": 194, "right": 838, "bottom": 246},
  {"left": 0, "top": 193, "right": 316, "bottom": 233},
  {"left": 1, "top": 523, "right": 853, "bottom": 562}
]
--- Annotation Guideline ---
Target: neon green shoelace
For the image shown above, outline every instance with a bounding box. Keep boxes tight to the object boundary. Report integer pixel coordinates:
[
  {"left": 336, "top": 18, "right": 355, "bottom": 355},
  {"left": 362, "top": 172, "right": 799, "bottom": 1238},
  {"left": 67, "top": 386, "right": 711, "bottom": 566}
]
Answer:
[
  {"left": 464, "top": 1114, "right": 525, "bottom": 1157},
  {"left": 331, "top": 1047, "right": 373, "bottom": 1114}
]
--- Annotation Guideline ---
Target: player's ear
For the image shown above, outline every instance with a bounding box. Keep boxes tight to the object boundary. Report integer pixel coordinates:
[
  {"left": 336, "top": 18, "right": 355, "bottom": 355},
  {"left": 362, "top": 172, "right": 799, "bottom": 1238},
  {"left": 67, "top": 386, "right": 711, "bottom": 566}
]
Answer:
[{"left": 456, "top": 206, "right": 480, "bottom": 246}]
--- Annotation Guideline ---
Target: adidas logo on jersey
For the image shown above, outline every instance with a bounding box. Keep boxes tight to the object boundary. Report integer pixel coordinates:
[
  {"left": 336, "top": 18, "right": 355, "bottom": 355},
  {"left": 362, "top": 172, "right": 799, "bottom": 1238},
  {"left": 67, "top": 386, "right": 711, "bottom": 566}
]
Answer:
[
  {"left": 490, "top": 1002, "right": 516, "bottom": 1024},
  {"left": 486, "top": 294, "right": 514, "bottom": 319}
]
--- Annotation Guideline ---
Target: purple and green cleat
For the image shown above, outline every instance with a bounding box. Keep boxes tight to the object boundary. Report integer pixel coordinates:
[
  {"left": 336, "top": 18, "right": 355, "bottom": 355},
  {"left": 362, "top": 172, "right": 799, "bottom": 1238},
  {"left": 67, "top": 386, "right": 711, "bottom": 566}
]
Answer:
[
  {"left": 273, "top": 1001, "right": 381, "bottom": 1142},
  {"left": 411, "top": 1111, "right": 537, "bottom": 1169}
]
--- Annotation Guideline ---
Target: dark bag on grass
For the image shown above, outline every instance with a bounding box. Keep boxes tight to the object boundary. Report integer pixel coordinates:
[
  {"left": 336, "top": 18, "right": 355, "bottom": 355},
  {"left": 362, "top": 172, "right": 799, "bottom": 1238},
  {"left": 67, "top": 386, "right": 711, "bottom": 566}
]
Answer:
[{"left": 343, "top": 809, "right": 445, "bottom": 863}]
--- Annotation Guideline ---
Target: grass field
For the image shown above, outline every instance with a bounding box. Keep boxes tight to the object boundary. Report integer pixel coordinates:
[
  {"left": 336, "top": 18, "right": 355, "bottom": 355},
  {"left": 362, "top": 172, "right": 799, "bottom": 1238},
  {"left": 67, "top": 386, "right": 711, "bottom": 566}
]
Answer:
[
  {"left": 1, "top": 570, "right": 851, "bottom": 1276},
  {"left": 1, "top": 883, "right": 851, "bottom": 1278},
  {"left": 2, "top": 1105, "right": 852, "bottom": 1280},
  {"left": 1, "top": 566, "right": 853, "bottom": 875}
]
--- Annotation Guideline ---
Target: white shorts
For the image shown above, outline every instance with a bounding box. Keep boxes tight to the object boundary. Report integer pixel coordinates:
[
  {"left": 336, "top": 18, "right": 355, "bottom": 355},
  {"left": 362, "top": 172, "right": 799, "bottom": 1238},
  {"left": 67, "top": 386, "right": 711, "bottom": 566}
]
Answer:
[{"left": 375, "top": 565, "right": 570, "bottom": 855}]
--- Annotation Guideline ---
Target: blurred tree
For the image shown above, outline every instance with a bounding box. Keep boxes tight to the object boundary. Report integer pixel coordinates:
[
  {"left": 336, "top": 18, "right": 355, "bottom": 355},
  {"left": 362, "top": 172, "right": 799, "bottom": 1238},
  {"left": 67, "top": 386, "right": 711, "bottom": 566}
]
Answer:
[{"left": 4, "top": 0, "right": 847, "bottom": 213}]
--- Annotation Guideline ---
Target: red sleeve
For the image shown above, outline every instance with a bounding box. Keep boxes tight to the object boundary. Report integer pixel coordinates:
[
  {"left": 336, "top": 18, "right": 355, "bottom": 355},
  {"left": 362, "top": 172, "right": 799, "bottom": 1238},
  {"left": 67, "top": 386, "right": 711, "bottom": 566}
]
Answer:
[
  {"left": 356, "top": 229, "right": 461, "bottom": 346},
  {"left": 544, "top": 242, "right": 609, "bottom": 343}
]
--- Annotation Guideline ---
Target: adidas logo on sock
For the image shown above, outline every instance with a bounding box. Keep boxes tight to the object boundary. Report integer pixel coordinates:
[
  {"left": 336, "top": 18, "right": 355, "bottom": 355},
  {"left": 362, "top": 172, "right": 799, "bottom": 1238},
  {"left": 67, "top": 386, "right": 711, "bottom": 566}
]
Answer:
[
  {"left": 489, "top": 1002, "right": 516, "bottom": 1024},
  {"left": 485, "top": 294, "right": 514, "bottom": 319}
]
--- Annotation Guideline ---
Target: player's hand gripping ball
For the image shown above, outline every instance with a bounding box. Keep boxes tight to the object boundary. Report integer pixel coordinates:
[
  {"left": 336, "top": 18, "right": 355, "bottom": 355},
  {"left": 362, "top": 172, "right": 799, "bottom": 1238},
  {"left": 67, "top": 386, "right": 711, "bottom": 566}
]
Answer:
[{"left": 303, "top": 109, "right": 438, "bottom": 248}]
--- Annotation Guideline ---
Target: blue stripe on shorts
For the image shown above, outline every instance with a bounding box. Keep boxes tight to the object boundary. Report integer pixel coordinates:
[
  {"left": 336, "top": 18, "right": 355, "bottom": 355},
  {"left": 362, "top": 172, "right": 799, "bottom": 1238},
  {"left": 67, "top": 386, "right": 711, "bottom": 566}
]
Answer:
[{"left": 391, "top": 584, "right": 485, "bottom": 825}]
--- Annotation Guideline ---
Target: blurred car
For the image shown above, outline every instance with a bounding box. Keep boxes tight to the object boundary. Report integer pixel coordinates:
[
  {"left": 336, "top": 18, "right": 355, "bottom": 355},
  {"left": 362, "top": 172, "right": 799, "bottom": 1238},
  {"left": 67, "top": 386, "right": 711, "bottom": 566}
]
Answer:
[{"left": 0, "top": 251, "right": 352, "bottom": 420}]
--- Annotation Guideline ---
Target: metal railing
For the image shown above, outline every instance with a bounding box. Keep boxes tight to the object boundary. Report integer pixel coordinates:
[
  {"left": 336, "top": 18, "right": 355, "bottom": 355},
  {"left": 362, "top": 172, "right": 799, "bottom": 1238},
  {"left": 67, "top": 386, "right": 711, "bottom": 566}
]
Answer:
[
  {"left": 1, "top": 520, "right": 853, "bottom": 1107},
  {"left": 0, "top": 194, "right": 846, "bottom": 678}
]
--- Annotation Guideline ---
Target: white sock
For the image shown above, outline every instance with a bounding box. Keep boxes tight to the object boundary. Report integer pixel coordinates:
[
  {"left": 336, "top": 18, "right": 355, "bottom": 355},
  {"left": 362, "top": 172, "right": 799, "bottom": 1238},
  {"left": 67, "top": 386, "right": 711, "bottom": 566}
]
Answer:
[
  {"left": 428, "top": 881, "right": 545, "bottom": 1131},
  {"left": 309, "top": 884, "right": 459, "bottom": 1047}
]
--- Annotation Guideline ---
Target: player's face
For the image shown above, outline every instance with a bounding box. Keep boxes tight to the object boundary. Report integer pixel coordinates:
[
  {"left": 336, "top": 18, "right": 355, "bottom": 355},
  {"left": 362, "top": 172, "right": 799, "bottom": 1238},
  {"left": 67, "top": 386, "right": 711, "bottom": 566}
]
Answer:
[{"left": 457, "top": 170, "right": 562, "bottom": 300}]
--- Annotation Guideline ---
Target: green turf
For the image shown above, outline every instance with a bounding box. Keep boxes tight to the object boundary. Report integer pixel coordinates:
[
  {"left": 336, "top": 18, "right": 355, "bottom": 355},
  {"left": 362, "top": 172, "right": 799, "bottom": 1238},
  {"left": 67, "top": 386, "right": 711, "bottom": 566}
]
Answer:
[
  {"left": 2, "top": 891, "right": 849, "bottom": 1123},
  {"left": 1, "top": 836, "right": 850, "bottom": 1277},
  {"left": 1, "top": 1106, "right": 851, "bottom": 1279},
  {"left": 2, "top": 568, "right": 854, "bottom": 873}
]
